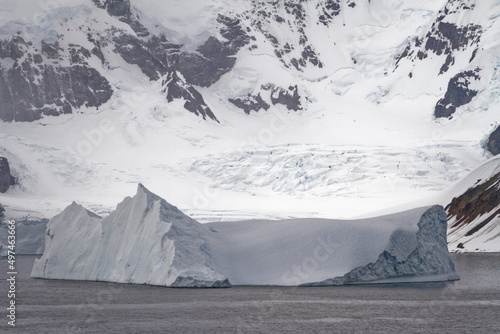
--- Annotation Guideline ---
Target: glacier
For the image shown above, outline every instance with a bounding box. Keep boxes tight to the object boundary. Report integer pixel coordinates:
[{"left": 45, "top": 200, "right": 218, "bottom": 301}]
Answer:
[{"left": 32, "top": 184, "right": 458, "bottom": 287}]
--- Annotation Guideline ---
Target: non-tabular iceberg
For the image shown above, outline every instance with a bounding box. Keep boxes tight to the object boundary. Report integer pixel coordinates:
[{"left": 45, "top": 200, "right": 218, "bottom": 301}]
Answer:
[{"left": 32, "top": 184, "right": 458, "bottom": 287}]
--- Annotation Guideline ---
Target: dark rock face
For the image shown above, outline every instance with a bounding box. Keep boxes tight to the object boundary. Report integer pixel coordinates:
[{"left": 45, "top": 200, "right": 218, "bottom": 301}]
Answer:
[
  {"left": 424, "top": 21, "right": 482, "bottom": 56},
  {"left": 230, "top": 84, "right": 302, "bottom": 114},
  {"left": 93, "top": 0, "right": 149, "bottom": 37},
  {"left": 434, "top": 69, "right": 480, "bottom": 118},
  {"left": 1, "top": 0, "right": 236, "bottom": 123},
  {"left": 446, "top": 172, "right": 500, "bottom": 237},
  {"left": 395, "top": 1, "right": 482, "bottom": 75},
  {"left": 177, "top": 14, "right": 251, "bottom": 87},
  {"left": 177, "top": 37, "right": 235, "bottom": 88},
  {"left": 0, "top": 157, "right": 15, "bottom": 193},
  {"left": 0, "top": 203, "right": 4, "bottom": 219},
  {"left": 162, "top": 71, "right": 217, "bottom": 122},
  {"left": 317, "top": 0, "right": 341, "bottom": 26},
  {"left": 113, "top": 33, "right": 168, "bottom": 81},
  {"left": 229, "top": 93, "right": 270, "bottom": 114},
  {"left": 94, "top": 4, "right": 250, "bottom": 120},
  {"left": 0, "top": 36, "right": 113, "bottom": 122},
  {"left": 268, "top": 84, "right": 302, "bottom": 111},
  {"left": 249, "top": 0, "right": 326, "bottom": 71},
  {"left": 488, "top": 126, "right": 500, "bottom": 156},
  {"left": 41, "top": 41, "right": 62, "bottom": 59},
  {"left": 96, "top": 3, "right": 241, "bottom": 121},
  {"left": 103, "top": 0, "right": 130, "bottom": 17}
]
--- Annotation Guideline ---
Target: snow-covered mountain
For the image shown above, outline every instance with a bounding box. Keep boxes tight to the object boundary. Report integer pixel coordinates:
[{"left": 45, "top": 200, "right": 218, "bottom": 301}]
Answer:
[
  {"left": 443, "top": 155, "right": 500, "bottom": 252},
  {"left": 0, "top": 0, "right": 499, "bottom": 250}
]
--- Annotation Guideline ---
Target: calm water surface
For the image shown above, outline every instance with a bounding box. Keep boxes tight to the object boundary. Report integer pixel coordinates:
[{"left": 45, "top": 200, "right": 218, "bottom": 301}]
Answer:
[{"left": 1, "top": 254, "right": 499, "bottom": 333}]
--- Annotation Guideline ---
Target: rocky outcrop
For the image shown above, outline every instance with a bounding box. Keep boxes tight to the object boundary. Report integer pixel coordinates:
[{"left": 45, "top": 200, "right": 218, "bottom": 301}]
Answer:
[
  {"left": 434, "top": 69, "right": 481, "bottom": 118},
  {"left": 230, "top": 84, "right": 302, "bottom": 114},
  {"left": 1, "top": 1, "right": 252, "bottom": 123},
  {"left": 317, "top": 0, "right": 342, "bottom": 26},
  {"left": 162, "top": 71, "right": 217, "bottom": 121},
  {"left": 0, "top": 36, "right": 113, "bottom": 122},
  {"left": 0, "top": 203, "right": 4, "bottom": 219},
  {"left": 84, "top": 3, "right": 252, "bottom": 121},
  {"left": 268, "top": 84, "right": 302, "bottom": 111},
  {"left": 177, "top": 14, "right": 251, "bottom": 87},
  {"left": 488, "top": 126, "right": 500, "bottom": 156},
  {"left": 112, "top": 32, "right": 168, "bottom": 81},
  {"left": 395, "top": 1, "right": 483, "bottom": 75},
  {"left": 447, "top": 172, "right": 500, "bottom": 238},
  {"left": 93, "top": 0, "right": 149, "bottom": 37},
  {"left": 445, "top": 156, "right": 500, "bottom": 252},
  {"left": 229, "top": 93, "right": 270, "bottom": 114},
  {"left": 0, "top": 157, "right": 15, "bottom": 193},
  {"left": 249, "top": 0, "right": 325, "bottom": 71}
]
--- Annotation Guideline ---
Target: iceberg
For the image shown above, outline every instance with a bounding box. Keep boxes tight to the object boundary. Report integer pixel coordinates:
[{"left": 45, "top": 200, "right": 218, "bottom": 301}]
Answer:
[
  {"left": 0, "top": 219, "right": 46, "bottom": 257},
  {"left": 32, "top": 184, "right": 458, "bottom": 287},
  {"left": 31, "top": 184, "right": 228, "bottom": 287}
]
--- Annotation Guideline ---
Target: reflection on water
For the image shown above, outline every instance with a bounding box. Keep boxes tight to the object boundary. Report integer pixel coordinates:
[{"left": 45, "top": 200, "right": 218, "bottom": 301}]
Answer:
[{"left": 1, "top": 253, "right": 499, "bottom": 333}]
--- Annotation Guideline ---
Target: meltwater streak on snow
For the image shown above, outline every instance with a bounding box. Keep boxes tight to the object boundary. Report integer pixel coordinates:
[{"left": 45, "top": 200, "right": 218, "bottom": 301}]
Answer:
[{"left": 32, "top": 184, "right": 458, "bottom": 287}]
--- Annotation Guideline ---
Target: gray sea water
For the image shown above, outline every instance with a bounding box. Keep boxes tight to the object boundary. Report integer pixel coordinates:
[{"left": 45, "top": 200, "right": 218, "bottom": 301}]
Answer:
[{"left": 1, "top": 254, "right": 500, "bottom": 333}]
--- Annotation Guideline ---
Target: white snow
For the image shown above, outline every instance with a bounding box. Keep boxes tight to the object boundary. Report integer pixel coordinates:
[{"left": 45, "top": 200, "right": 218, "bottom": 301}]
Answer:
[
  {"left": 0, "top": 0, "right": 498, "bottom": 252},
  {"left": 31, "top": 184, "right": 458, "bottom": 287}
]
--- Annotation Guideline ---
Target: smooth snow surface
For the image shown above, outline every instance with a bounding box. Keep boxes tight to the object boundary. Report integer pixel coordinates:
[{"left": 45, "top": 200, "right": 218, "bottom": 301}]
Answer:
[{"left": 32, "top": 185, "right": 458, "bottom": 287}]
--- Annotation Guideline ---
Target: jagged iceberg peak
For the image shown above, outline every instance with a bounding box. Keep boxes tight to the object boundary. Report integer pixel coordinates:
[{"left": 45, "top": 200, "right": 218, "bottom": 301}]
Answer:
[
  {"left": 32, "top": 184, "right": 230, "bottom": 287},
  {"left": 66, "top": 201, "right": 102, "bottom": 219},
  {"left": 135, "top": 183, "right": 193, "bottom": 224}
]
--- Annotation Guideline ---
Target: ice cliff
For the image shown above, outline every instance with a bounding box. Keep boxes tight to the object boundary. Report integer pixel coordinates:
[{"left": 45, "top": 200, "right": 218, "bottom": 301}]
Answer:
[
  {"left": 32, "top": 184, "right": 458, "bottom": 287},
  {"left": 31, "top": 184, "right": 229, "bottom": 287}
]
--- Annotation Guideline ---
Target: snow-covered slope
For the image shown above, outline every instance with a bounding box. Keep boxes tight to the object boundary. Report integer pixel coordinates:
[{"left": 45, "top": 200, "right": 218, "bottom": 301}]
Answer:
[
  {"left": 32, "top": 184, "right": 458, "bottom": 286},
  {"left": 442, "top": 156, "right": 500, "bottom": 252},
  {"left": 0, "top": 0, "right": 499, "bottom": 252}
]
